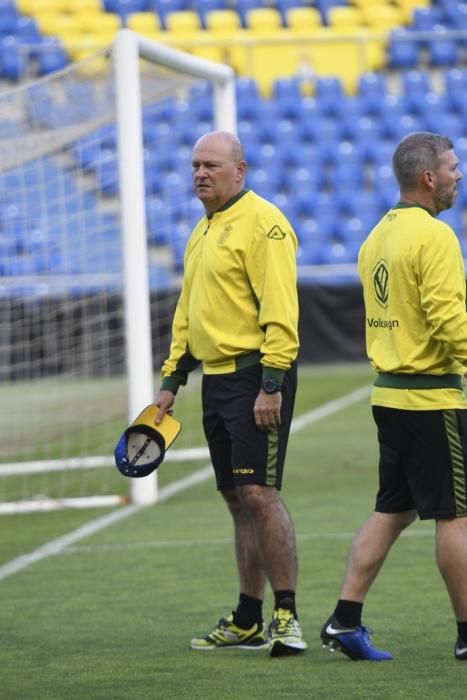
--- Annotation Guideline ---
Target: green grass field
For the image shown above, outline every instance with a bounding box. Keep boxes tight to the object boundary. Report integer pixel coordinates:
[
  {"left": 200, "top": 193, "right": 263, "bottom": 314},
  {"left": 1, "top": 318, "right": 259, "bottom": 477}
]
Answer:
[{"left": 1, "top": 364, "right": 465, "bottom": 700}]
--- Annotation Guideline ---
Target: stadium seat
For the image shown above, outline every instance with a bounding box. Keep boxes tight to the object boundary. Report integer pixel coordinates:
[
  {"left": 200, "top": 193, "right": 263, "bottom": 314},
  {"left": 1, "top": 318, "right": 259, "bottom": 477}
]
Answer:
[
  {"left": 313, "top": 76, "right": 345, "bottom": 117},
  {"left": 152, "top": 0, "right": 187, "bottom": 28},
  {"left": 235, "top": 0, "right": 265, "bottom": 28},
  {"left": 0, "top": 35, "right": 27, "bottom": 80},
  {"left": 245, "top": 7, "right": 282, "bottom": 33},
  {"left": 387, "top": 28, "right": 419, "bottom": 69},
  {"left": 271, "top": 76, "right": 302, "bottom": 100},
  {"left": 361, "top": 3, "right": 405, "bottom": 31},
  {"left": 392, "top": 0, "right": 430, "bottom": 23},
  {"left": 327, "top": 6, "right": 363, "bottom": 29},
  {"left": 412, "top": 6, "right": 445, "bottom": 31},
  {"left": 441, "top": 1, "right": 467, "bottom": 29},
  {"left": 126, "top": 11, "right": 162, "bottom": 36},
  {"left": 37, "top": 36, "right": 69, "bottom": 75},
  {"left": 194, "top": 0, "right": 226, "bottom": 28},
  {"left": 314, "top": 0, "right": 347, "bottom": 25},
  {"left": 285, "top": 6, "right": 321, "bottom": 33},
  {"left": 427, "top": 31, "right": 459, "bottom": 67},
  {"left": 165, "top": 9, "right": 200, "bottom": 33},
  {"left": 356, "top": 71, "right": 388, "bottom": 115},
  {"left": 401, "top": 69, "right": 431, "bottom": 98},
  {"left": 104, "top": 0, "right": 149, "bottom": 16}
]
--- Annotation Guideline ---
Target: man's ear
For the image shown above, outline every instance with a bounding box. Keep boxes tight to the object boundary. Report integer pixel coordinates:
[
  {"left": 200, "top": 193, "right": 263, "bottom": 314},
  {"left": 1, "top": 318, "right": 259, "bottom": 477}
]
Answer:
[
  {"left": 236, "top": 160, "right": 246, "bottom": 183},
  {"left": 422, "top": 169, "right": 435, "bottom": 190}
]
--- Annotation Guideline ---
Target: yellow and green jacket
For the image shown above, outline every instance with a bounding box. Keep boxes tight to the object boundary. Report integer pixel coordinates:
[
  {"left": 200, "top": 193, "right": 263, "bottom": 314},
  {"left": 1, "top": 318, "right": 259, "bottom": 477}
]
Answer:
[
  {"left": 161, "top": 189, "right": 299, "bottom": 393},
  {"left": 358, "top": 202, "right": 467, "bottom": 410}
]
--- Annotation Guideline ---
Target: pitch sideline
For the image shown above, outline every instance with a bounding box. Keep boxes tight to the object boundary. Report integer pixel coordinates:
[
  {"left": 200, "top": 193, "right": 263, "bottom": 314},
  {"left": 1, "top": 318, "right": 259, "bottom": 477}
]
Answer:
[{"left": 0, "top": 383, "right": 371, "bottom": 583}]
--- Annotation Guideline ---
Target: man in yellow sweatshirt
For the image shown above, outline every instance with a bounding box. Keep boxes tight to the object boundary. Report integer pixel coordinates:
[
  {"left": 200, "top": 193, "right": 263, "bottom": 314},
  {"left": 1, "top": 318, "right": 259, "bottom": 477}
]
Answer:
[
  {"left": 321, "top": 132, "right": 467, "bottom": 662},
  {"left": 153, "top": 131, "right": 306, "bottom": 657}
]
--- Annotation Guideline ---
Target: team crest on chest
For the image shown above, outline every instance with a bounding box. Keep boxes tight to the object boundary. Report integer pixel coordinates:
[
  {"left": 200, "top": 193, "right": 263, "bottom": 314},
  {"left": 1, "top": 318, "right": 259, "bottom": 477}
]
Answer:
[{"left": 218, "top": 225, "right": 233, "bottom": 245}]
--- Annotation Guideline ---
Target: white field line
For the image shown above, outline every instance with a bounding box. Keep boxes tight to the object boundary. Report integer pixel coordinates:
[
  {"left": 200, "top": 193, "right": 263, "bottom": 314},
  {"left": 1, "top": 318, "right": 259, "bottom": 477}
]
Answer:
[
  {"left": 0, "top": 383, "right": 371, "bottom": 583},
  {"left": 63, "top": 527, "right": 434, "bottom": 556}
]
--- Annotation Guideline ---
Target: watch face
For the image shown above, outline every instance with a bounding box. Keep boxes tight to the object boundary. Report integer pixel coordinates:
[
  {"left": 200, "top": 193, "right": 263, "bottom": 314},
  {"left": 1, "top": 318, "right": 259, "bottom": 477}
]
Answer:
[{"left": 263, "top": 379, "right": 280, "bottom": 394}]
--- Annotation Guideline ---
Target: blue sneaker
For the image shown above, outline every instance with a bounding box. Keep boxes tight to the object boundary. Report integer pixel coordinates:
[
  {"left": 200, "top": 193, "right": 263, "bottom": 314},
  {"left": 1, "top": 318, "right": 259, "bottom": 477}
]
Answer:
[
  {"left": 455, "top": 638, "right": 467, "bottom": 660},
  {"left": 321, "top": 616, "right": 393, "bottom": 661}
]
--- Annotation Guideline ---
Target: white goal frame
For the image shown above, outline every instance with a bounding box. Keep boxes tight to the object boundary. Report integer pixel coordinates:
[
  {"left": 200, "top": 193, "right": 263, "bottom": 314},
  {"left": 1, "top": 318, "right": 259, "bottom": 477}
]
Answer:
[{"left": 114, "top": 30, "right": 236, "bottom": 507}]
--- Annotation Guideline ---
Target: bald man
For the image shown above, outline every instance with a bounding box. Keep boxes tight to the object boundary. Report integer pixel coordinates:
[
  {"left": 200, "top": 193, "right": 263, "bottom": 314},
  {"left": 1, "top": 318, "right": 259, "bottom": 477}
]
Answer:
[{"left": 154, "top": 131, "right": 307, "bottom": 657}]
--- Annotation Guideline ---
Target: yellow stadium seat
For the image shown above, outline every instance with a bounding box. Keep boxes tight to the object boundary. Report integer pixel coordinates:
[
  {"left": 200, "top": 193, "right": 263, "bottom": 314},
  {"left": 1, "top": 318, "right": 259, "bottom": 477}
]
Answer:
[
  {"left": 393, "top": 0, "right": 430, "bottom": 23},
  {"left": 245, "top": 8, "right": 282, "bottom": 34},
  {"left": 34, "top": 11, "right": 75, "bottom": 36},
  {"left": 17, "top": 0, "right": 63, "bottom": 13},
  {"left": 286, "top": 7, "right": 322, "bottom": 33},
  {"left": 362, "top": 3, "right": 405, "bottom": 31},
  {"left": 204, "top": 10, "right": 246, "bottom": 74},
  {"left": 205, "top": 9, "right": 241, "bottom": 33},
  {"left": 78, "top": 12, "right": 122, "bottom": 35},
  {"left": 126, "top": 11, "right": 162, "bottom": 37},
  {"left": 328, "top": 6, "right": 364, "bottom": 30},
  {"left": 165, "top": 10, "right": 201, "bottom": 36},
  {"left": 60, "top": 0, "right": 102, "bottom": 11}
]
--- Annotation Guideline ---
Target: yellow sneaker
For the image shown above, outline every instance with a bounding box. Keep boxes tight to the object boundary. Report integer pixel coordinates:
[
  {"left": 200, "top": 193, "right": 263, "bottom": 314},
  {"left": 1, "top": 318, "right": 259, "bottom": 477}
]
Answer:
[
  {"left": 268, "top": 608, "right": 308, "bottom": 657},
  {"left": 190, "top": 614, "right": 269, "bottom": 651}
]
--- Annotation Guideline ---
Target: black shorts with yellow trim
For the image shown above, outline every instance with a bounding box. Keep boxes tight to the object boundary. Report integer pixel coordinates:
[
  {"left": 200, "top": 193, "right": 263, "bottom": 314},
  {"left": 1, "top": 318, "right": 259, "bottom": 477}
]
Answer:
[
  {"left": 373, "top": 406, "right": 467, "bottom": 520},
  {"left": 202, "top": 362, "right": 297, "bottom": 491}
]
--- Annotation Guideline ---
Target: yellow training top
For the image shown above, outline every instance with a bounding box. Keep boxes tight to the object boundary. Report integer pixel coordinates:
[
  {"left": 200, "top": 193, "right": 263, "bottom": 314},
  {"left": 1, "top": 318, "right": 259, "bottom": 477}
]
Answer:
[
  {"left": 358, "top": 203, "right": 467, "bottom": 410},
  {"left": 161, "top": 189, "right": 299, "bottom": 393}
]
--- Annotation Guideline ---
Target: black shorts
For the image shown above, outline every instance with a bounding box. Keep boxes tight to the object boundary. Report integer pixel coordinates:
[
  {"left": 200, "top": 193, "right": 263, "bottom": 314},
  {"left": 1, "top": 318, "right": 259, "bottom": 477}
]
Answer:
[
  {"left": 373, "top": 406, "right": 467, "bottom": 520},
  {"left": 202, "top": 363, "right": 297, "bottom": 491}
]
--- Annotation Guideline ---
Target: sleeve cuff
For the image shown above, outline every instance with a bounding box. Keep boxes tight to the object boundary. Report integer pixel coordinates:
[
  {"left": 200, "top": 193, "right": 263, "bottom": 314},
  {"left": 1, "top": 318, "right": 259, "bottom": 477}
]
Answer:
[
  {"left": 160, "top": 377, "right": 182, "bottom": 394},
  {"left": 261, "top": 366, "right": 285, "bottom": 385}
]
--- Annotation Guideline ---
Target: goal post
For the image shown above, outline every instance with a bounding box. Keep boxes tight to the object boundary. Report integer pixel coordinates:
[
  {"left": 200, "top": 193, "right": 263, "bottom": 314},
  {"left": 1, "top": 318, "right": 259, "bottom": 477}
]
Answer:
[
  {"left": 114, "top": 30, "right": 236, "bottom": 507},
  {"left": 0, "top": 31, "right": 236, "bottom": 514}
]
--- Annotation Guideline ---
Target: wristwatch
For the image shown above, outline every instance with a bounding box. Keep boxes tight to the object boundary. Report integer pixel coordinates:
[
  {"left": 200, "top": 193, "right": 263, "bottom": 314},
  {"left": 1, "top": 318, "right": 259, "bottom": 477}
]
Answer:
[{"left": 261, "top": 378, "right": 282, "bottom": 394}]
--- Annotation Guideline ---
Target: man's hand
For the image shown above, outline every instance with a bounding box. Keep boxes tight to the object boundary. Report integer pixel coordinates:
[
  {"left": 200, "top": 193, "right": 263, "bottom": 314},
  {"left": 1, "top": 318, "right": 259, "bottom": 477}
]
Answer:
[
  {"left": 254, "top": 389, "right": 282, "bottom": 432},
  {"left": 153, "top": 390, "right": 176, "bottom": 425}
]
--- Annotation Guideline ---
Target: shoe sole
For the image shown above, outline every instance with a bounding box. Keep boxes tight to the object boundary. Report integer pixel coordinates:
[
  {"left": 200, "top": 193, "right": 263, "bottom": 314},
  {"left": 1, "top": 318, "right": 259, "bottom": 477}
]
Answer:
[
  {"left": 321, "top": 634, "right": 361, "bottom": 661},
  {"left": 321, "top": 634, "right": 392, "bottom": 661},
  {"left": 191, "top": 642, "right": 269, "bottom": 651},
  {"left": 270, "top": 640, "right": 308, "bottom": 657}
]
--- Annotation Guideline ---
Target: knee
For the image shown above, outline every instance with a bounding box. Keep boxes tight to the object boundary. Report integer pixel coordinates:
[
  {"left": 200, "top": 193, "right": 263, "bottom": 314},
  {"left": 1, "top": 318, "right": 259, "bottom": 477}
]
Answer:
[
  {"left": 236, "top": 484, "right": 275, "bottom": 516},
  {"left": 222, "top": 489, "right": 243, "bottom": 517}
]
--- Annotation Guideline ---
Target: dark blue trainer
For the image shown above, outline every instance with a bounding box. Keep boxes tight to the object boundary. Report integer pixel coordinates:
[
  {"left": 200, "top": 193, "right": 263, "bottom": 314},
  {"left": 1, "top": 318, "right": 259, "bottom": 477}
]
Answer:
[{"left": 320, "top": 616, "right": 393, "bottom": 661}]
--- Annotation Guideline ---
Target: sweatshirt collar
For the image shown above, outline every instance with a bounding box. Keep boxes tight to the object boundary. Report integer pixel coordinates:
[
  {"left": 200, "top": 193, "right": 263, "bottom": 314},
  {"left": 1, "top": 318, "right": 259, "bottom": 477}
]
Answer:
[
  {"left": 207, "top": 189, "right": 249, "bottom": 218},
  {"left": 393, "top": 201, "right": 436, "bottom": 218}
]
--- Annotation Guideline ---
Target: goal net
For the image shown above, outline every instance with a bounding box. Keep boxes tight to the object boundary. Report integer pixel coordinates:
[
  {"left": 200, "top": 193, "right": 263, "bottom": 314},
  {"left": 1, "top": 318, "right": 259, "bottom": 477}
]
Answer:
[{"left": 0, "top": 30, "right": 236, "bottom": 514}]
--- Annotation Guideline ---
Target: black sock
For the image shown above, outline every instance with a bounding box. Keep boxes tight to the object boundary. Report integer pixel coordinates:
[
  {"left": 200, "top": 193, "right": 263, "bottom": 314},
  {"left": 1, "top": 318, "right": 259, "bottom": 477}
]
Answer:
[
  {"left": 274, "top": 589, "right": 297, "bottom": 619},
  {"left": 232, "top": 593, "right": 263, "bottom": 629},
  {"left": 457, "top": 621, "right": 467, "bottom": 644},
  {"left": 333, "top": 599, "right": 363, "bottom": 628}
]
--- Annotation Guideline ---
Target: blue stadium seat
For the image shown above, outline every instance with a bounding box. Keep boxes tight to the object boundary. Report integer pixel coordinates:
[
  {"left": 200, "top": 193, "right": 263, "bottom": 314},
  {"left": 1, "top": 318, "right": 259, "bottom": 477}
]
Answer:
[
  {"left": 406, "top": 90, "right": 449, "bottom": 117},
  {"left": 0, "top": 35, "right": 26, "bottom": 80},
  {"left": 427, "top": 31, "right": 459, "bottom": 67},
  {"left": 105, "top": 0, "right": 149, "bottom": 17},
  {"left": 422, "top": 111, "right": 465, "bottom": 141},
  {"left": 444, "top": 67, "right": 467, "bottom": 100},
  {"left": 387, "top": 30, "right": 419, "bottom": 69},
  {"left": 441, "top": 1, "right": 467, "bottom": 29},
  {"left": 412, "top": 7, "right": 445, "bottom": 31},
  {"left": 356, "top": 72, "right": 388, "bottom": 115},
  {"left": 343, "top": 114, "right": 384, "bottom": 143},
  {"left": 314, "top": 76, "right": 346, "bottom": 117},
  {"left": 37, "top": 37, "right": 69, "bottom": 76}
]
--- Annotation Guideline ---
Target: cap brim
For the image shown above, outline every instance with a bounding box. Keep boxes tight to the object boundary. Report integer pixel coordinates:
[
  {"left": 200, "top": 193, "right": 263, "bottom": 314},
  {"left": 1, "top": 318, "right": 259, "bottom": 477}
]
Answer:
[{"left": 130, "top": 405, "right": 181, "bottom": 450}]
